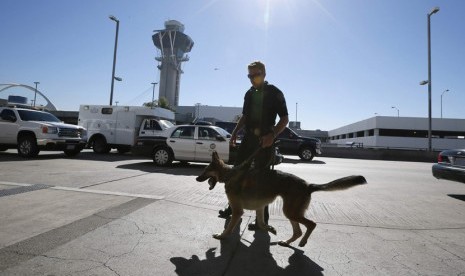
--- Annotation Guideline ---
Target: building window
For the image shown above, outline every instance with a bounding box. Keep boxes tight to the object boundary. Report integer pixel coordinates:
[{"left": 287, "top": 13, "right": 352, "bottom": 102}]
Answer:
[
  {"left": 368, "top": 129, "right": 374, "bottom": 136},
  {"left": 357, "top": 131, "right": 365, "bottom": 137}
]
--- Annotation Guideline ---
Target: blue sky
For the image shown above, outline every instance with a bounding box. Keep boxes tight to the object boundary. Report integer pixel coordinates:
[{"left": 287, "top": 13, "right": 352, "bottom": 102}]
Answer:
[{"left": 1, "top": 0, "right": 464, "bottom": 130}]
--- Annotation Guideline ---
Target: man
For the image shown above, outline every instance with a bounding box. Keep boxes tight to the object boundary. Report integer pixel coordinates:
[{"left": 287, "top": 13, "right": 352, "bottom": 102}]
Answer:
[{"left": 218, "top": 61, "right": 289, "bottom": 230}]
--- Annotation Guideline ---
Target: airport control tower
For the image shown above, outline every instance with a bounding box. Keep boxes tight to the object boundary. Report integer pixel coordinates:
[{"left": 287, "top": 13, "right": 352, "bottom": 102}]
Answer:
[{"left": 153, "top": 20, "right": 194, "bottom": 108}]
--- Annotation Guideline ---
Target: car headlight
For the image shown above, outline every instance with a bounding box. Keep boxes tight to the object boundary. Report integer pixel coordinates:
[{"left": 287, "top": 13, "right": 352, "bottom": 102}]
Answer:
[{"left": 42, "top": 125, "right": 58, "bottom": 134}]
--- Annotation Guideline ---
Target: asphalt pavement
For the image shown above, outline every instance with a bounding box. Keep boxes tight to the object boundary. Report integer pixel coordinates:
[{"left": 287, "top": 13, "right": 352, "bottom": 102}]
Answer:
[{"left": 0, "top": 149, "right": 464, "bottom": 275}]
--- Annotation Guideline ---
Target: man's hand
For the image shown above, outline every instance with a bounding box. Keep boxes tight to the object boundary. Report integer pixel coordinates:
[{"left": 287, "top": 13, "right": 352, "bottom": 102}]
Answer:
[
  {"left": 260, "top": 133, "right": 275, "bottom": 148},
  {"left": 229, "top": 133, "right": 237, "bottom": 147}
]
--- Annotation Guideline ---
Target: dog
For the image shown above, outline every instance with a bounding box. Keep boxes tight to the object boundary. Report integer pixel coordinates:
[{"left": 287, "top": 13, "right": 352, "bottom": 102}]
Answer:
[{"left": 196, "top": 151, "right": 367, "bottom": 247}]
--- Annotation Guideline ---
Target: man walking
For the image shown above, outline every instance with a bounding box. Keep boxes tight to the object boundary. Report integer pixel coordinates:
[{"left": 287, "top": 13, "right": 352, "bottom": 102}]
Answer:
[{"left": 218, "top": 61, "right": 289, "bottom": 230}]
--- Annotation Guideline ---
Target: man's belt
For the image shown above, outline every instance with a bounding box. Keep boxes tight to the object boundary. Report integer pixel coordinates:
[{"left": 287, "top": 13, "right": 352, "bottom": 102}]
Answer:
[
  {"left": 248, "top": 127, "right": 272, "bottom": 136},
  {"left": 251, "top": 128, "right": 261, "bottom": 136}
]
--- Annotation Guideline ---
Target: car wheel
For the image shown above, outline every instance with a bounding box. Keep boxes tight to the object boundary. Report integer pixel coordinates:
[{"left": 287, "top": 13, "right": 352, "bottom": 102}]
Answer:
[
  {"left": 93, "top": 137, "right": 111, "bottom": 154},
  {"left": 152, "top": 147, "right": 173, "bottom": 166},
  {"left": 17, "top": 135, "right": 40, "bottom": 158},
  {"left": 64, "top": 149, "right": 81, "bottom": 157},
  {"left": 298, "top": 147, "right": 314, "bottom": 161}
]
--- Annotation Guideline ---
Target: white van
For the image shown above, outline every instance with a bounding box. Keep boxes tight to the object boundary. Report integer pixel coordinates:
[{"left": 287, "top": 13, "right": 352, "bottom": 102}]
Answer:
[{"left": 78, "top": 105, "right": 174, "bottom": 153}]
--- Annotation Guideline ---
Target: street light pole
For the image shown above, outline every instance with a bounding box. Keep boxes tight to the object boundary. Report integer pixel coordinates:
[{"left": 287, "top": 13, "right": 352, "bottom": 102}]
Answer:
[
  {"left": 33, "top": 81, "right": 40, "bottom": 107},
  {"left": 427, "top": 6, "right": 440, "bottom": 151},
  {"left": 295, "top": 102, "right": 298, "bottom": 126},
  {"left": 109, "top": 15, "right": 120, "bottom": 106},
  {"left": 151, "top": 82, "right": 158, "bottom": 109},
  {"left": 391, "top": 106, "right": 399, "bottom": 117},
  {"left": 441, "top": 89, "right": 449, "bottom": 119}
]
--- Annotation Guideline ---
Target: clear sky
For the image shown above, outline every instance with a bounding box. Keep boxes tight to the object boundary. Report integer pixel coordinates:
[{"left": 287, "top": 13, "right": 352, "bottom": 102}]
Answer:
[{"left": 1, "top": 0, "right": 464, "bottom": 130}]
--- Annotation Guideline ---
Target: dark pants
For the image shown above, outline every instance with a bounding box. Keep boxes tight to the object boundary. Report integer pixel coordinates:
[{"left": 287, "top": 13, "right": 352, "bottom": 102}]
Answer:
[{"left": 234, "top": 133, "right": 273, "bottom": 224}]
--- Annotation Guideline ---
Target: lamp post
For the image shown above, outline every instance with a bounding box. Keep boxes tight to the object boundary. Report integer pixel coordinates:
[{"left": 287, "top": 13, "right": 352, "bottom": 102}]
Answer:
[
  {"left": 295, "top": 102, "right": 298, "bottom": 127},
  {"left": 109, "top": 15, "right": 120, "bottom": 106},
  {"left": 33, "top": 81, "right": 40, "bottom": 107},
  {"left": 426, "top": 6, "right": 440, "bottom": 151},
  {"left": 391, "top": 106, "right": 399, "bottom": 117},
  {"left": 151, "top": 82, "right": 158, "bottom": 109},
  {"left": 420, "top": 80, "right": 431, "bottom": 150},
  {"left": 441, "top": 89, "right": 449, "bottom": 119}
]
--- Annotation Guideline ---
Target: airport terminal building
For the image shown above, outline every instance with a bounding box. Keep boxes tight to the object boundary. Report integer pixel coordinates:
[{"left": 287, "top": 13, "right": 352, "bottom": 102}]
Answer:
[{"left": 328, "top": 116, "right": 465, "bottom": 151}]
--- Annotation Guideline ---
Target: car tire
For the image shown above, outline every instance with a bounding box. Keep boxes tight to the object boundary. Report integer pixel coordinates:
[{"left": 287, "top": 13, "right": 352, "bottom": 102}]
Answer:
[
  {"left": 152, "top": 147, "right": 173, "bottom": 166},
  {"left": 298, "top": 147, "right": 315, "bottom": 161},
  {"left": 0, "top": 146, "right": 8, "bottom": 152},
  {"left": 93, "top": 137, "right": 111, "bottom": 154},
  {"left": 64, "top": 149, "right": 81, "bottom": 157},
  {"left": 17, "top": 135, "right": 40, "bottom": 158}
]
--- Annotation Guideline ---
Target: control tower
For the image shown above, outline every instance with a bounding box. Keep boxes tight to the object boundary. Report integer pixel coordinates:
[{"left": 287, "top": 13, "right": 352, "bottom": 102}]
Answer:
[{"left": 153, "top": 20, "right": 194, "bottom": 108}]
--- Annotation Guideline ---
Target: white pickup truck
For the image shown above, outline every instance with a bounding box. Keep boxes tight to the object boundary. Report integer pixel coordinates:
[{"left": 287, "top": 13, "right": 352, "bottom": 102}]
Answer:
[{"left": 0, "top": 106, "right": 87, "bottom": 157}]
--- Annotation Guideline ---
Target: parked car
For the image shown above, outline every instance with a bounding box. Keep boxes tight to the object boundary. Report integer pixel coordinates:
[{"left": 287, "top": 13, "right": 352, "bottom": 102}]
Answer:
[
  {"left": 132, "top": 124, "right": 283, "bottom": 166},
  {"left": 432, "top": 149, "right": 465, "bottom": 184},
  {"left": 0, "top": 106, "right": 87, "bottom": 157},
  {"left": 276, "top": 127, "right": 322, "bottom": 161}
]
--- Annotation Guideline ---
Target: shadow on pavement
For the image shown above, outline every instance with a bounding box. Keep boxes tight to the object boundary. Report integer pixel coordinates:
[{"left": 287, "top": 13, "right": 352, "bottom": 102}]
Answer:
[
  {"left": 0, "top": 150, "right": 143, "bottom": 162},
  {"left": 117, "top": 161, "right": 206, "bottom": 176},
  {"left": 170, "top": 218, "right": 323, "bottom": 276},
  {"left": 448, "top": 194, "right": 465, "bottom": 202},
  {"left": 283, "top": 158, "right": 326, "bottom": 165}
]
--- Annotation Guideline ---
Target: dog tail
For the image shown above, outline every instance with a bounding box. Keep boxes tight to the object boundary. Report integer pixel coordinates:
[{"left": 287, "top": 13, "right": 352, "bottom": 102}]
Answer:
[{"left": 308, "top": 175, "right": 366, "bottom": 193}]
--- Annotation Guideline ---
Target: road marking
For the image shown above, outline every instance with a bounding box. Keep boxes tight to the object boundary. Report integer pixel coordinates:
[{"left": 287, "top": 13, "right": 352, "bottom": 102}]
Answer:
[
  {"left": 0, "top": 181, "right": 164, "bottom": 200},
  {"left": 0, "top": 198, "right": 156, "bottom": 272}
]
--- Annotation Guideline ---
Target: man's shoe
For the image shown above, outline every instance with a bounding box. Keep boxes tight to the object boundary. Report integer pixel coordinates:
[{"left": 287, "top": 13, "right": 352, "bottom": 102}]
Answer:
[
  {"left": 218, "top": 207, "right": 232, "bottom": 218},
  {"left": 248, "top": 223, "right": 259, "bottom": 231}
]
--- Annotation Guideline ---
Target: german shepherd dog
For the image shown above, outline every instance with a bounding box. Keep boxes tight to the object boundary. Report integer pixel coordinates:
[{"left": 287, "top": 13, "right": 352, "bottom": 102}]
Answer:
[{"left": 196, "top": 151, "right": 366, "bottom": 247}]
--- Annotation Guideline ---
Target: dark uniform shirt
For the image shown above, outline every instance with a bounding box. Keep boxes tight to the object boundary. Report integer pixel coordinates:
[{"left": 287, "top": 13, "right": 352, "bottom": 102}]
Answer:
[{"left": 242, "top": 81, "right": 288, "bottom": 136}]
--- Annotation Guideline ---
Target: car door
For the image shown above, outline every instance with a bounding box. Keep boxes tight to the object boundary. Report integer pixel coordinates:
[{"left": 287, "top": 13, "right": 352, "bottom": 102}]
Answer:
[
  {"left": 276, "top": 127, "right": 297, "bottom": 154},
  {"left": 167, "top": 126, "right": 196, "bottom": 160},
  {"left": 0, "top": 109, "right": 20, "bottom": 144},
  {"left": 195, "top": 126, "right": 229, "bottom": 162}
]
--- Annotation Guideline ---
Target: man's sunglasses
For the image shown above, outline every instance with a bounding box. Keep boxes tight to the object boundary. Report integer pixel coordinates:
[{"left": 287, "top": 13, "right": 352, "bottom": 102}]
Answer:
[{"left": 247, "top": 72, "right": 262, "bottom": 79}]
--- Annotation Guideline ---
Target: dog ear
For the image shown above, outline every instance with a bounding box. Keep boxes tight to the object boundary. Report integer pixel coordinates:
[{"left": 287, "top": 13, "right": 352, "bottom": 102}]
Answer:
[{"left": 212, "top": 151, "right": 220, "bottom": 162}]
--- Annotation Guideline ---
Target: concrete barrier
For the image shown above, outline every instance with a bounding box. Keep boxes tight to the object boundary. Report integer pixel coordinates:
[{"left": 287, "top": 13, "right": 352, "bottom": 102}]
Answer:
[{"left": 320, "top": 146, "right": 439, "bottom": 163}]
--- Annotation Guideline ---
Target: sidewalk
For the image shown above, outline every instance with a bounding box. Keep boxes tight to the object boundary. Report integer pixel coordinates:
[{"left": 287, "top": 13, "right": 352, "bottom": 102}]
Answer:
[{"left": 1, "top": 183, "right": 465, "bottom": 275}]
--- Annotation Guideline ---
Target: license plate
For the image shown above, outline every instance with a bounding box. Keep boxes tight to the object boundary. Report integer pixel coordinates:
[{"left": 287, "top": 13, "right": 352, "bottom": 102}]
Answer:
[
  {"left": 454, "top": 157, "right": 465, "bottom": 166},
  {"left": 66, "top": 145, "right": 75, "bottom": 150}
]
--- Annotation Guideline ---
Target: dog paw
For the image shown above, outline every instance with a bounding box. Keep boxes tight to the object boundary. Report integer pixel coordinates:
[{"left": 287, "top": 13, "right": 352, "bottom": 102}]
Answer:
[
  {"left": 267, "top": 225, "right": 277, "bottom": 235},
  {"left": 298, "top": 240, "right": 307, "bottom": 247},
  {"left": 212, "top": 233, "right": 226, "bottom": 240}
]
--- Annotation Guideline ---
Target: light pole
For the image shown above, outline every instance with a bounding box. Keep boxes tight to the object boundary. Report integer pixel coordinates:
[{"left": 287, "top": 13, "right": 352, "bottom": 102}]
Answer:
[
  {"left": 391, "top": 106, "right": 399, "bottom": 117},
  {"left": 440, "top": 89, "right": 449, "bottom": 119},
  {"left": 151, "top": 82, "right": 158, "bottom": 109},
  {"left": 426, "top": 6, "right": 440, "bottom": 151},
  {"left": 109, "top": 15, "right": 120, "bottom": 106},
  {"left": 295, "top": 102, "right": 298, "bottom": 126},
  {"left": 33, "top": 81, "right": 40, "bottom": 107}
]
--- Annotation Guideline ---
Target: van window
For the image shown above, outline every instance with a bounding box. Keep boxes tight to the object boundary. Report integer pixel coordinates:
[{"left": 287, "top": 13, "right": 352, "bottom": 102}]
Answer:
[
  {"left": 144, "top": 119, "right": 162, "bottom": 130},
  {"left": 101, "top": 108, "right": 113, "bottom": 115}
]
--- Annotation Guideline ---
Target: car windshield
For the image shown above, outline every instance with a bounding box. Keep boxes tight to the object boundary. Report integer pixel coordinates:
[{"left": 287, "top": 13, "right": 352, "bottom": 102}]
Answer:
[
  {"left": 17, "top": 110, "right": 61, "bottom": 122},
  {"left": 158, "top": 119, "right": 175, "bottom": 130},
  {"left": 212, "top": 126, "right": 230, "bottom": 137}
]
